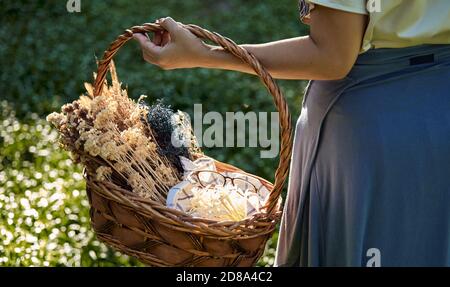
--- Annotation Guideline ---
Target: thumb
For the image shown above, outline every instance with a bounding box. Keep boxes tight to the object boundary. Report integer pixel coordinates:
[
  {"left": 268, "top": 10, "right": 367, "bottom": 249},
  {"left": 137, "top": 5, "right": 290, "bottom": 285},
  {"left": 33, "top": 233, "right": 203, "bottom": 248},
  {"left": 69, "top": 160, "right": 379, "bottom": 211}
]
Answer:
[
  {"left": 158, "top": 17, "right": 181, "bottom": 38},
  {"left": 133, "top": 33, "right": 160, "bottom": 57},
  {"left": 133, "top": 33, "right": 151, "bottom": 48}
]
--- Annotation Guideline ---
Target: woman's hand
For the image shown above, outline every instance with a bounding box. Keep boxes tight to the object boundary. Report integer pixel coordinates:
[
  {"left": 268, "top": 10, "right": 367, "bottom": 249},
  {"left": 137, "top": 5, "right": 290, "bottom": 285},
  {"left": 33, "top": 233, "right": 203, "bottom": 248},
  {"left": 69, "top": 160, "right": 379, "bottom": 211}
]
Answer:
[{"left": 133, "top": 17, "right": 210, "bottom": 70}]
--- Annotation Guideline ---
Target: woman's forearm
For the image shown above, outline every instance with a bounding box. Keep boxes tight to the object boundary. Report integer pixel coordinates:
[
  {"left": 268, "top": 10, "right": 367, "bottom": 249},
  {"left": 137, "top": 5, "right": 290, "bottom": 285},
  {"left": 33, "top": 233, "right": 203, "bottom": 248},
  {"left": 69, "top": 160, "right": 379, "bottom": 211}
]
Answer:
[
  {"left": 197, "top": 6, "right": 368, "bottom": 81},
  {"left": 199, "top": 36, "right": 349, "bottom": 80},
  {"left": 133, "top": 7, "right": 366, "bottom": 80}
]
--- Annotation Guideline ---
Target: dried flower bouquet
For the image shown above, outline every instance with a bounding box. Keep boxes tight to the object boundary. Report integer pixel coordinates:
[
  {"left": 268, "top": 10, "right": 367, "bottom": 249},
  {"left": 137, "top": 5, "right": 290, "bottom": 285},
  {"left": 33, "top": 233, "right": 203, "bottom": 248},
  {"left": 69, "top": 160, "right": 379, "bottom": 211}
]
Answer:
[{"left": 47, "top": 62, "right": 196, "bottom": 203}]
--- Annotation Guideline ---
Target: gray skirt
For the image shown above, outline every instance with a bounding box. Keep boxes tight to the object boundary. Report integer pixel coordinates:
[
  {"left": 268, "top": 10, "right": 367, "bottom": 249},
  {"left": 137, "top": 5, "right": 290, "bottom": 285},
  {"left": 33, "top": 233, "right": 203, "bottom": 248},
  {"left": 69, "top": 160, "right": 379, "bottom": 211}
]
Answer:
[{"left": 275, "top": 45, "right": 450, "bottom": 267}]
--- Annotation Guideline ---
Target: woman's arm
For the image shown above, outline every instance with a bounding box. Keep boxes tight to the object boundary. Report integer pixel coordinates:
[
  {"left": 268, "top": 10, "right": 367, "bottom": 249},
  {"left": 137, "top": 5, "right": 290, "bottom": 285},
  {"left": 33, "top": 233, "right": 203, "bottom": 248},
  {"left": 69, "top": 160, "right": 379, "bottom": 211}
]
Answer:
[{"left": 134, "top": 5, "right": 367, "bottom": 80}]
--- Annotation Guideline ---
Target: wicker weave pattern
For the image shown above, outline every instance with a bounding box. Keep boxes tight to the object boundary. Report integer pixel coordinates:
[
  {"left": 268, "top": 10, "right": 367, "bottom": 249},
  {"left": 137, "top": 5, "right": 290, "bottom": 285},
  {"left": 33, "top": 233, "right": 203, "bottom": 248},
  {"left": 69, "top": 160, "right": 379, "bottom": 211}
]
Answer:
[{"left": 86, "top": 22, "right": 293, "bottom": 267}]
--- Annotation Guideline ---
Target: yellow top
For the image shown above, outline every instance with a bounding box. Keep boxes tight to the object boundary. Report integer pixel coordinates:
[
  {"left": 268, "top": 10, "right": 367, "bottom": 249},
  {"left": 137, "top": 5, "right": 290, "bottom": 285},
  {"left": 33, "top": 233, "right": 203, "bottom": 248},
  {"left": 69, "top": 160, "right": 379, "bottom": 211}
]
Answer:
[{"left": 307, "top": 0, "right": 450, "bottom": 52}]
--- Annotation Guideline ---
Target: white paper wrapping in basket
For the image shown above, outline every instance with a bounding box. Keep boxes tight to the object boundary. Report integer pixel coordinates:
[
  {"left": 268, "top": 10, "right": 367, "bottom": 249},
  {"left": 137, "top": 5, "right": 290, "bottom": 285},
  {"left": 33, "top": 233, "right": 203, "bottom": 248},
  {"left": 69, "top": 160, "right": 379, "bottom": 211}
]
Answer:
[{"left": 166, "top": 157, "right": 270, "bottom": 221}]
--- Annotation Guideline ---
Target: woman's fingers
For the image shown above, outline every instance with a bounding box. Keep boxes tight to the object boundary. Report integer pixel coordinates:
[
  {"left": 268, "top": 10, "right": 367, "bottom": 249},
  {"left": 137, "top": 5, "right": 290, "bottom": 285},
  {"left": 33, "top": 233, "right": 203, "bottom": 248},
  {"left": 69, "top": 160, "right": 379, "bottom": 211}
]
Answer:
[
  {"left": 133, "top": 33, "right": 161, "bottom": 63},
  {"left": 161, "top": 31, "right": 171, "bottom": 46},
  {"left": 133, "top": 33, "right": 150, "bottom": 47},
  {"left": 133, "top": 17, "right": 205, "bottom": 69},
  {"left": 152, "top": 31, "right": 163, "bottom": 46},
  {"left": 158, "top": 17, "right": 181, "bottom": 39}
]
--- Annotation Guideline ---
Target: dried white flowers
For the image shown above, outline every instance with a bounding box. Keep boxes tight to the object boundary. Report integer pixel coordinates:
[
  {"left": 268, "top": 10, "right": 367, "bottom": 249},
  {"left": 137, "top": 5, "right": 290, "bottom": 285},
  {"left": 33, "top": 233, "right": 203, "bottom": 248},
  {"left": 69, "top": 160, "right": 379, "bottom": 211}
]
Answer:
[
  {"left": 189, "top": 184, "right": 248, "bottom": 221},
  {"left": 167, "top": 158, "right": 268, "bottom": 222}
]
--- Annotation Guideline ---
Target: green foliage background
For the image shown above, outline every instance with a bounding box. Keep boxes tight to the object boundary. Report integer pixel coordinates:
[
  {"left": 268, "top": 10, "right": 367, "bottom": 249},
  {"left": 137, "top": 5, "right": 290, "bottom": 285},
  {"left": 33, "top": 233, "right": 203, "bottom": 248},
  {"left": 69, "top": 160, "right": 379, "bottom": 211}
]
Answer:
[{"left": 0, "top": 0, "right": 308, "bottom": 266}]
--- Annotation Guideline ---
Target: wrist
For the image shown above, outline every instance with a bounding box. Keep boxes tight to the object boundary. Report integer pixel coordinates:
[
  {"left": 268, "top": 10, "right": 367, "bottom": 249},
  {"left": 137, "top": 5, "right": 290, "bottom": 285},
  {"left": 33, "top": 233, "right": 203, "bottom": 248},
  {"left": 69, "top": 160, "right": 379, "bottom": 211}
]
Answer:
[
  {"left": 194, "top": 44, "right": 224, "bottom": 68},
  {"left": 192, "top": 43, "right": 254, "bottom": 74}
]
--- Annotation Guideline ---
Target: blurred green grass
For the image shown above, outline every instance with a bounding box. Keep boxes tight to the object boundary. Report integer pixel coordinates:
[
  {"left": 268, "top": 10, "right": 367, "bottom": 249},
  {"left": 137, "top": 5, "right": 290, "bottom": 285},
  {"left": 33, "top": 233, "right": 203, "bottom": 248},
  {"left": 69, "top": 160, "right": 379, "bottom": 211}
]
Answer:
[
  {"left": 0, "top": 0, "right": 308, "bottom": 266},
  {"left": 0, "top": 102, "right": 145, "bottom": 266}
]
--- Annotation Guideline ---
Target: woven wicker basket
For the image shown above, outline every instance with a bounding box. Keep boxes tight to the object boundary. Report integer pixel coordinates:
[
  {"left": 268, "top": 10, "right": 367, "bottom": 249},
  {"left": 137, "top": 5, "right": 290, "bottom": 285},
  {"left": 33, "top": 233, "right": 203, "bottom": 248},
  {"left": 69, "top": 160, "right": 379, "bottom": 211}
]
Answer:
[{"left": 85, "top": 22, "right": 293, "bottom": 267}]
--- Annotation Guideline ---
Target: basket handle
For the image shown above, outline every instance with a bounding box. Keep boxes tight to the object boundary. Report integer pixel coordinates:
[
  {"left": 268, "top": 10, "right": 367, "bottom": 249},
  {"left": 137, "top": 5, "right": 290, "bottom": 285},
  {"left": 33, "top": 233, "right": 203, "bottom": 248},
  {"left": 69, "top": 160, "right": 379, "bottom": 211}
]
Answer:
[{"left": 93, "top": 22, "right": 292, "bottom": 215}]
